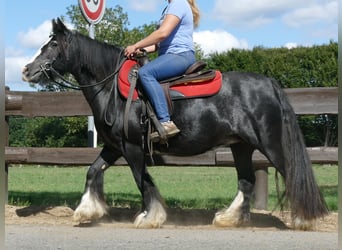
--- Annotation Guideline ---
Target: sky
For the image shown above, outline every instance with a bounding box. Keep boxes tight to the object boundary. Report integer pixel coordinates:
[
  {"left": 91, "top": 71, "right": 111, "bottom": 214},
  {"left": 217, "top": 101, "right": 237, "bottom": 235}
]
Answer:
[{"left": 5, "top": 0, "right": 338, "bottom": 91}]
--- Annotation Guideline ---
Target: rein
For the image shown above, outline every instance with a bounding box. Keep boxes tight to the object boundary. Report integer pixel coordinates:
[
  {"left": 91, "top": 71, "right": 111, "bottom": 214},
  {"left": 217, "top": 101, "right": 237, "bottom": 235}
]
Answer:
[{"left": 40, "top": 53, "right": 127, "bottom": 91}]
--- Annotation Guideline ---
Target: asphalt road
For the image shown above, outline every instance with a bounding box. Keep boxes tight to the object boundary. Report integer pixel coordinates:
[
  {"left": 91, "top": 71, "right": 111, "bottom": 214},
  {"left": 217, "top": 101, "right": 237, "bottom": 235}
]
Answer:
[{"left": 5, "top": 224, "right": 338, "bottom": 250}]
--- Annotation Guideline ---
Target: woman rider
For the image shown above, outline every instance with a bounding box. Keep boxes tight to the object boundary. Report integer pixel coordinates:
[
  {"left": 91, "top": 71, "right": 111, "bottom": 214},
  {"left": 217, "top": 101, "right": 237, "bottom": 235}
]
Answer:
[{"left": 124, "top": 0, "right": 200, "bottom": 141}]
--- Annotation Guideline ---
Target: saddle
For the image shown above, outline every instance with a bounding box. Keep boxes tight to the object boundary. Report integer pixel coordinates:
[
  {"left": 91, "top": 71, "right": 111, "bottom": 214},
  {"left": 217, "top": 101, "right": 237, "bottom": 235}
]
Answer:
[
  {"left": 119, "top": 57, "right": 222, "bottom": 144},
  {"left": 118, "top": 59, "right": 222, "bottom": 102},
  {"left": 160, "top": 60, "right": 213, "bottom": 85}
]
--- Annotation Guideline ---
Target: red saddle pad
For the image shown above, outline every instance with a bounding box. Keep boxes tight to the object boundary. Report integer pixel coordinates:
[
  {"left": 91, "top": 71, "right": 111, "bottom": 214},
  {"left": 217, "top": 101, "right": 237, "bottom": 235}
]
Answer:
[{"left": 118, "top": 60, "right": 222, "bottom": 101}]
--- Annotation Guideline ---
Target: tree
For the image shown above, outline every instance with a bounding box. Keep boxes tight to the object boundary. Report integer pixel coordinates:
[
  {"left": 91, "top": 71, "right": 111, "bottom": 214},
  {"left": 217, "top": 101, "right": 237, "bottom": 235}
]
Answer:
[
  {"left": 65, "top": 5, "right": 129, "bottom": 46},
  {"left": 9, "top": 117, "right": 88, "bottom": 147},
  {"left": 206, "top": 42, "right": 337, "bottom": 89}
]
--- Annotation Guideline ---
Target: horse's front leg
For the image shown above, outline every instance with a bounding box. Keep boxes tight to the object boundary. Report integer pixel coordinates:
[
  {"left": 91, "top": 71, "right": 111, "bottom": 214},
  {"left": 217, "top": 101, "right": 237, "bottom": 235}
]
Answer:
[
  {"left": 73, "top": 146, "right": 120, "bottom": 224},
  {"left": 123, "top": 142, "right": 167, "bottom": 228}
]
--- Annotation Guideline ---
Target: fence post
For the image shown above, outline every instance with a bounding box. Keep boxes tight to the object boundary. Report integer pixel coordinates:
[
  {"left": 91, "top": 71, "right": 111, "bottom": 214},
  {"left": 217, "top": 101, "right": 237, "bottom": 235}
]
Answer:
[
  {"left": 4, "top": 116, "right": 9, "bottom": 204},
  {"left": 253, "top": 167, "right": 268, "bottom": 210},
  {"left": 87, "top": 116, "right": 97, "bottom": 148}
]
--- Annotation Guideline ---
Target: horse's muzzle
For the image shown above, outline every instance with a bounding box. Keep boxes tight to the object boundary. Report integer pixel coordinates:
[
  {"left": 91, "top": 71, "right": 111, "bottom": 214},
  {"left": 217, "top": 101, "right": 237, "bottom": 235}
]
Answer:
[{"left": 21, "top": 66, "right": 29, "bottom": 82}]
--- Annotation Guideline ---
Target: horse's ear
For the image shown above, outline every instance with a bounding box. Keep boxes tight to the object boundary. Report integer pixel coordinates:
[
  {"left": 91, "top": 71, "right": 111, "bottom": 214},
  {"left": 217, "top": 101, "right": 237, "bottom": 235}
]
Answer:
[
  {"left": 57, "top": 18, "right": 67, "bottom": 30},
  {"left": 52, "top": 17, "right": 69, "bottom": 34},
  {"left": 52, "top": 19, "right": 57, "bottom": 32}
]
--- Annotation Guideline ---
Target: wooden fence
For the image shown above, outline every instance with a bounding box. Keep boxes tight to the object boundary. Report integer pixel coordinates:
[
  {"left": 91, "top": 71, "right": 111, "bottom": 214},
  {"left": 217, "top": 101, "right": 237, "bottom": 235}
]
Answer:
[{"left": 4, "top": 87, "right": 338, "bottom": 209}]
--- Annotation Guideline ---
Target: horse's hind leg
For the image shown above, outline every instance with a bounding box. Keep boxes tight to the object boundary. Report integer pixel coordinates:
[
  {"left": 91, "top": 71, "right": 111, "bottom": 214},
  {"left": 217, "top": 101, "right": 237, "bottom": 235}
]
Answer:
[
  {"left": 123, "top": 142, "right": 166, "bottom": 228},
  {"left": 213, "top": 143, "right": 255, "bottom": 227},
  {"left": 73, "top": 146, "right": 119, "bottom": 224}
]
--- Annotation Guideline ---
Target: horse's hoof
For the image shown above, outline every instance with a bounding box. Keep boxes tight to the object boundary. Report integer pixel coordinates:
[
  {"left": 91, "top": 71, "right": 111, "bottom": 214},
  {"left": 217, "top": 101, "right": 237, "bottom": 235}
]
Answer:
[
  {"left": 134, "top": 211, "right": 157, "bottom": 228},
  {"left": 73, "top": 210, "right": 93, "bottom": 224},
  {"left": 73, "top": 205, "right": 107, "bottom": 224},
  {"left": 73, "top": 191, "right": 108, "bottom": 224},
  {"left": 292, "top": 216, "right": 315, "bottom": 231},
  {"left": 213, "top": 210, "right": 242, "bottom": 227},
  {"left": 134, "top": 203, "right": 167, "bottom": 229},
  {"left": 212, "top": 208, "right": 250, "bottom": 227}
]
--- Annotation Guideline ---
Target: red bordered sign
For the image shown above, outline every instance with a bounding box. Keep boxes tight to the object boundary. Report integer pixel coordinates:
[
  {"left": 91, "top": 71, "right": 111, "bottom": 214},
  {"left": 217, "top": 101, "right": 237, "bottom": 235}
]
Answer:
[{"left": 79, "top": 0, "right": 106, "bottom": 24}]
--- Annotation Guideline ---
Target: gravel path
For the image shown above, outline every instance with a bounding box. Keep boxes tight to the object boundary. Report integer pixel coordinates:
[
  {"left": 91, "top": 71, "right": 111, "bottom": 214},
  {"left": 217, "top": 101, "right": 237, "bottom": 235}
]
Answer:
[
  {"left": 5, "top": 205, "right": 338, "bottom": 250},
  {"left": 6, "top": 224, "right": 338, "bottom": 250}
]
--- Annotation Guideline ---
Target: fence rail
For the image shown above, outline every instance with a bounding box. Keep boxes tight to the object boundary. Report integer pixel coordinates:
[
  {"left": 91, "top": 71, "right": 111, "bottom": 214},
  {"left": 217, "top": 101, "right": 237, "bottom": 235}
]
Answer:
[
  {"left": 5, "top": 87, "right": 338, "bottom": 166},
  {"left": 4, "top": 87, "right": 338, "bottom": 209},
  {"left": 5, "top": 87, "right": 338, "bottom": 117},
  {"left": 4, "top": 146, "right": 338, "bottom": 166}
]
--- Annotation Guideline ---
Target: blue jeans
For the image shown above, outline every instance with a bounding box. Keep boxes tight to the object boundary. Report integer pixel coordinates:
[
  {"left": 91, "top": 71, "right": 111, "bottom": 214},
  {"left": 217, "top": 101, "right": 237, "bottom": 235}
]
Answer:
[{"left": 138, "top": 51, "right": 196, "bottom": 122}]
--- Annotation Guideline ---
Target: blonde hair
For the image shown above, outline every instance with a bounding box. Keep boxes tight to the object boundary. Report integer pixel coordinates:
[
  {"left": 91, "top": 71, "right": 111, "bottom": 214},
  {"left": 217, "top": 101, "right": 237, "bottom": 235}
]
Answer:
[{"left": 187, "top": 0, "right": 200, "bottom": 28}]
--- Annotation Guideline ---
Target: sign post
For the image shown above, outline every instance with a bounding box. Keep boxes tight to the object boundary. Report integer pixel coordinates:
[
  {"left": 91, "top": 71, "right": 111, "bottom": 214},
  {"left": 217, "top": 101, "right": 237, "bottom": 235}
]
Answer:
[{"left": 78, "top": 0, "right": 106, "bottom": 148}]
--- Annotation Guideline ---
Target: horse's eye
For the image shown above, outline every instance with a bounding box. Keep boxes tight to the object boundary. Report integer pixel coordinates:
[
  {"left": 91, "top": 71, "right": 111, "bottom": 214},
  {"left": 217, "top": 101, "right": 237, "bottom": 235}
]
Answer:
[{"left": 50, "top": 41, "right": 58, "bottom": 47}]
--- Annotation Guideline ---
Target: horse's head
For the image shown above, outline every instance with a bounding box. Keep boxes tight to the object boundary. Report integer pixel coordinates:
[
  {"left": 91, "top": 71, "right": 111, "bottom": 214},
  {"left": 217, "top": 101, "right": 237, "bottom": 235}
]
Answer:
[{"left": 22, "top": 18, "right": 71, "bottom": 83}]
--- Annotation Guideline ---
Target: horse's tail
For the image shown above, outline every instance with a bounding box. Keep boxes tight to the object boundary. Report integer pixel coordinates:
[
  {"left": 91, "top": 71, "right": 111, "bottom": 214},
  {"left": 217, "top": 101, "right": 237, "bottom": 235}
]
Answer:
[{"left": 272, "top": 80, "right": 328, "bottom": 229}]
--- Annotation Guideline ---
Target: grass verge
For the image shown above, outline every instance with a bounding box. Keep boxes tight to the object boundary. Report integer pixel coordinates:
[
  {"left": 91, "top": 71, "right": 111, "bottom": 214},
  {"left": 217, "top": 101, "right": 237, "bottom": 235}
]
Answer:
[{"left": 7, "top": 165, "right": 337, "bottom": 211}]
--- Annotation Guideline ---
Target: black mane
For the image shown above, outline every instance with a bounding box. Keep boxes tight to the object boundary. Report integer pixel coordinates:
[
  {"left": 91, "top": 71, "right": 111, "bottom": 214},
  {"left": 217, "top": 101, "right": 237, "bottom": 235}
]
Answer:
[{"left": 62, "top": 30, "right": 124, "bottom": 78}]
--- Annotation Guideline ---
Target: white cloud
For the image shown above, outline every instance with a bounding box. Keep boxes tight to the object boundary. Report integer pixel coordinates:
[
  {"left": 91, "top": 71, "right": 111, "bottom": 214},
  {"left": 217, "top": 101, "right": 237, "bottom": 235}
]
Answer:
[
  {"left": 5, "top": 46, "right": 25, "bottom": 57},
  {"left": 6, "top": 21, "right": 52, "bottom": 87},
  {"left": 211, "top": 0, "right": 337, "bottom": 30},
  {"left": 284, "top": 43, "right": 298, "bottom": 49},
  {"left": 194, "top": 30, "right": 248, "bottom": 55},
  {"left": 17, "top": 20, "right": 74, "bottom": 49},
  {"left": 5, "top": 54, "right": 31, "bottom": 85},
  {"left": 283, "top": 1, "right": 338, "bottom": 27},
  {"left": 212, "top": 0, "right": 308, "bottom": 28},
  {"left": 17, "top": 20, "right": 52, "bottom": 49}
]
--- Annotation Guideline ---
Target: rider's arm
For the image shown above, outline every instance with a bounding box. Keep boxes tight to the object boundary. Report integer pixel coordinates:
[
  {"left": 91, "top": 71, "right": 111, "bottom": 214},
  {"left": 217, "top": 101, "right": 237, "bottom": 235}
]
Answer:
[
  {"left": 125, "top": 14, "right": 180, "bottom": 56},
  {"left": 143, "top": 44, "right": 158, "bottom": 53}
]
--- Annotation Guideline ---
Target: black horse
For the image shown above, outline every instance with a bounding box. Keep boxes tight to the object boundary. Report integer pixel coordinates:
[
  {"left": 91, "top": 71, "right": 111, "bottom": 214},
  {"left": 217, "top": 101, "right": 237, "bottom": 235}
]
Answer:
[{"left": 22, "top": 18, "right": 327, "bottom": 230}]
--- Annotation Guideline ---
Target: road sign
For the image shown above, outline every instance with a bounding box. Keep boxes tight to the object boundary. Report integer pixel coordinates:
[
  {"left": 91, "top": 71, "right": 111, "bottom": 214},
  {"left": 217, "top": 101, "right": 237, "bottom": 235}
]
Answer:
[{"left": 79, "top": 0, "right": 106, "bottom": 24}]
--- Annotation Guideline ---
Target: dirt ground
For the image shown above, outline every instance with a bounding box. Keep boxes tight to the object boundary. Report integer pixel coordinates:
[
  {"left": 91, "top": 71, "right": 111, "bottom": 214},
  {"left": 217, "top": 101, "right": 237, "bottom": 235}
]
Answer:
[{"left": 5, "top": 205, "right": 338, "bottom": 232}]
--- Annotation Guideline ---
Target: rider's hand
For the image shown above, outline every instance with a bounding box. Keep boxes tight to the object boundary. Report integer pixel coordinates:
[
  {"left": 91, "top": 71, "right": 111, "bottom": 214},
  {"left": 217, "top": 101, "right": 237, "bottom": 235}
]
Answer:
[{"left": 124, "top": 45, "right": 138, "bottom": 58}]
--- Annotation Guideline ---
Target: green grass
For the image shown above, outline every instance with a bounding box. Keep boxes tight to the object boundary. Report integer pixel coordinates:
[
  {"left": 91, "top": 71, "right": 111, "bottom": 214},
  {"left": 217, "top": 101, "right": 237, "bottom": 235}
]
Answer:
[{"left": 7, "top": 165, "right": 338, "bottom": 211}]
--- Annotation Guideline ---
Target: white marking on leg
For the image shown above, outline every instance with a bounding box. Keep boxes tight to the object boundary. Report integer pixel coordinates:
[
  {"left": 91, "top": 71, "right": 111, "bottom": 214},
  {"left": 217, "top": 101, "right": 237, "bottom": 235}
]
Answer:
[
  {"left": 134, "top": 200, "right": 167, "bottom": 228},
  {"left": 292, "top": 216, "right": 315, "bottom": 231},
  {"left": 73, "top": 188, "right": 108, "bottom": 224},
  {"left": 228, "top": 190, "right": 244, "bottom": 212},
  {"left": 213, "top": 191, "right": 244, "bottom": 227}
]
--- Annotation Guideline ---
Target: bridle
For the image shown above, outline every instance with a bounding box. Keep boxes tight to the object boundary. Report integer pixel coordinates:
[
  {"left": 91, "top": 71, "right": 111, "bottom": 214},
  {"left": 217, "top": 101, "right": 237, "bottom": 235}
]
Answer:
[{"left": 39, "top": 48, "right": 127, "bottom": 91}]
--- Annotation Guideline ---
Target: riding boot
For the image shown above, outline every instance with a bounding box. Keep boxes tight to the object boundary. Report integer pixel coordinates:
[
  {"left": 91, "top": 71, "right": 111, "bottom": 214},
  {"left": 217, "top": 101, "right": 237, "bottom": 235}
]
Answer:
[{"left": 151, "top": 121, "right": 180, "bottom": 142}]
